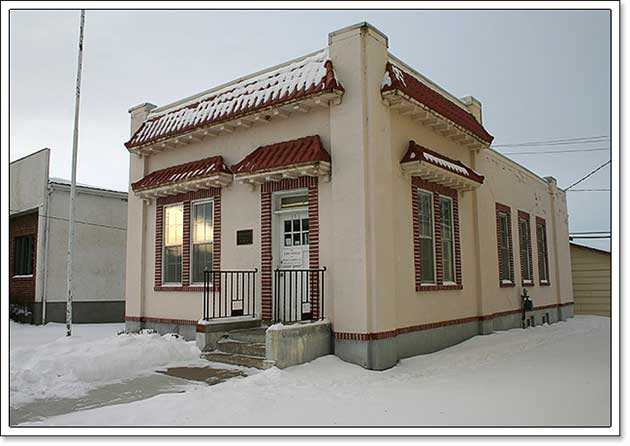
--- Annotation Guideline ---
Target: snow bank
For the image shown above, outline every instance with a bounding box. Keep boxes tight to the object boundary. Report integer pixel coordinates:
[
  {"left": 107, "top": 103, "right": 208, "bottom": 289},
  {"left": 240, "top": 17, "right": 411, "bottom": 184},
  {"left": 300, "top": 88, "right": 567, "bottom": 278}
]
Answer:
[
  {"left": 23, "top": 316, "right": 611, "bottom": 427},
  {"left": 10, "top": 326, "right": 200, "bottom": 407}
]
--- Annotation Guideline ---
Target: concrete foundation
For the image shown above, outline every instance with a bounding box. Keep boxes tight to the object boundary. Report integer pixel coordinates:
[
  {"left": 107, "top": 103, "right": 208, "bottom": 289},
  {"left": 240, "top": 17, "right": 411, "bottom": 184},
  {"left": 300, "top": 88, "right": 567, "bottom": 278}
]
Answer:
[
  {"left": 265, "top": 320, "right": 333, "bottom": 369},
  {"left": 334, "top": 305, "right": 574, "bottom": 370},
  {"left": 31, "top": 301, "right": 125, "bottom": 325}
]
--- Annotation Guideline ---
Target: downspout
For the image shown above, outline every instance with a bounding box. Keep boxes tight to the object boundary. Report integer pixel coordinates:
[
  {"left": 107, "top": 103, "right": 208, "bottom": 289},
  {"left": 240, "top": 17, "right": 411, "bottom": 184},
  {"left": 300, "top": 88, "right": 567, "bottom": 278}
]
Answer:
[
  {"left": 471, "top": 149, "right": 487, "bottom": 332},
  {"left": 41, "top": 184, "right": 52, "bottom": 324}
]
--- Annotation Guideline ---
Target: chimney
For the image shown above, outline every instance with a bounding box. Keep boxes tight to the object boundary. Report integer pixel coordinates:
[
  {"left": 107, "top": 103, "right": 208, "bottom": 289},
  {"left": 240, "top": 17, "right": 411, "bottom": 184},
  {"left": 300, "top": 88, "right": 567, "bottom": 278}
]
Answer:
[
  {"left": 460, "top": 96, "right": 483, "bottom": 125},
  {"left": 128, "top": 102, "right": 157, "bottom": 136}
]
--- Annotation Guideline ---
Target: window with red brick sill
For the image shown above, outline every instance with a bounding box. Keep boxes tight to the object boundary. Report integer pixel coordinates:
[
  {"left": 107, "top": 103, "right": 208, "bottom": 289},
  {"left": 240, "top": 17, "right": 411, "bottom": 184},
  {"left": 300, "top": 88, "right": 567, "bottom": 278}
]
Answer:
[
  {"left": 496, "top": 203, "right": 515, "bottom": 287},
  {"left": 536, "top": 216, "right": 551, "bottom": 286},
  {"left": 518, "top": 210, "right": 534, "bottom": 287},
  {"left": 411, "top": 177, "right": 462, "bottom": 292},
  {"left": 155, "top": 188, "right": 221, "bottom": 291}
]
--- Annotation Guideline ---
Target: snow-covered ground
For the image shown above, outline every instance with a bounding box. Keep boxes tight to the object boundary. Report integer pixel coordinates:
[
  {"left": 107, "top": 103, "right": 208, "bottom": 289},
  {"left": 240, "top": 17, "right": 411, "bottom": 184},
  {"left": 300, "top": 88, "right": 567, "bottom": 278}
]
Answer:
[
  {"left": 10, "top": 322, "right": 203, "bottom": 408},
  {"left": 14, "top": 316, "right": 610, "bottom": 427}
]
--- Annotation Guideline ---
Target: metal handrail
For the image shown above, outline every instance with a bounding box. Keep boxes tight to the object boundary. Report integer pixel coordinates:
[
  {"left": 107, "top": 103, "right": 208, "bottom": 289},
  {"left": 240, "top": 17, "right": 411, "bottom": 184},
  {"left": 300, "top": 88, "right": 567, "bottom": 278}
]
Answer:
[
  {"left": 273, "top": 267, "right": 326, "bottom": 323},
  {"left": 202, "top": 269, "right": 258, "bottom": 320}
]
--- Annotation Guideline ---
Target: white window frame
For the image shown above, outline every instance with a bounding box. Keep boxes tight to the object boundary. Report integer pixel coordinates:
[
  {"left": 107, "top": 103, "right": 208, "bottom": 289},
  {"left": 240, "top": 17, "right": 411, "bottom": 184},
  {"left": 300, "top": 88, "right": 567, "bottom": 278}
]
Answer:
[
  {"left": 417, "top": 188, "right": 437, "bottom": 286},
  {"left": 190, "top": 198, "right": 215, "bottom": 286},
  {"left": 440, "top": 195, "right": 456, "bottom": 285},
  {"left": 163, "top": 203, "right": 184, "bottom": 286}
]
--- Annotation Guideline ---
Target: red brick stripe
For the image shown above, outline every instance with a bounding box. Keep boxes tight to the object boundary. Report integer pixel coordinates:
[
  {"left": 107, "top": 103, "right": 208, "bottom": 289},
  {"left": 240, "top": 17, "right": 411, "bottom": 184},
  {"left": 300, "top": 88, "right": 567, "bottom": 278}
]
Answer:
[
  {"left": 333, "top": 302, "right": 574, "bottom": 341},
  {"left": 517, "top": 210, "right": 534, "bottom": 287},
  {"left": 260, "top": 177, "right": 319, "bottom": 321},
  {"left": 411, "top": 177, "right": 462, "bottom": 292},
  {"left": 125, "top": 316, "right": 197, "bottom": 325},
  {"left": 496, "top": 202, "right": 515, "bottom": 287},
  {"left": 155, "top": 188, "right": 221, "bottom": 291},
  {"left": 536, "top": 216, "right": 551, "bottom": 286}
]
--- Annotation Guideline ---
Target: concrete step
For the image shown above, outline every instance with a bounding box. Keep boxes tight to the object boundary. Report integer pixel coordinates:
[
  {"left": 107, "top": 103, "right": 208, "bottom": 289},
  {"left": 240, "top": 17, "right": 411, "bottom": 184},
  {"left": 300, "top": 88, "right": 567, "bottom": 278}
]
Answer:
[
  {"left": 227, "top": 327, "right": 267, "bottom": 344},
  {"left": 202, "top": 351, "right": 275, "bottom": 370},
  {"left": 216, "top": 339, "right": 266, "bottom": 357}
]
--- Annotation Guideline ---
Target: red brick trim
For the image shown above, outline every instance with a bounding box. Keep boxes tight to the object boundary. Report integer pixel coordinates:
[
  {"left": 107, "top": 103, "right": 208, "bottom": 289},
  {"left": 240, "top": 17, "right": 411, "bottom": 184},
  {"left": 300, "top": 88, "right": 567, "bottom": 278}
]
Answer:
[
  {"left": 260, "top": 177, "right": 319, "bottom": 320},
  {"left": 517, "top": 210, "right": 535, "bottom": 287},
  {"left": 125, "top": 315, "right": 197, "bottom": 325},
  {"left": 411, "top": 177, "right": 463, "bottom": 292},
  {"left": 496, "top": 202, "right": 515, "bottom": 287},
  {"left": 333, "top": 302, "right": 574, "bottom": 341},
  {"left": 536, "top": 216, "right": 551, "bottom": 286},
  {"left": 154, "top": 188, "right": 221, "bottom": 291}
]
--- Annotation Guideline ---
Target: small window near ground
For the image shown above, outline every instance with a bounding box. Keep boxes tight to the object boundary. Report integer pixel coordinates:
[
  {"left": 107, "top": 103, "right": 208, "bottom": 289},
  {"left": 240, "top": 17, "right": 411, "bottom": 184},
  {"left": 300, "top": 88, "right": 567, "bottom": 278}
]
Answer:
[
  {"left": 192, "top": 201, "right": 214, "bottom": 283},
  {"left": 14, "top": 235, "right": 34, "bottom": 276},
  {"left": 440, "top": 196, "right": 455, "bottom": 283},
  {"left": 417, "top": 190, "right": 435, "bottom": 284},
  {"left": 163, "top": 204, "right": 183, "bottom": 284}
]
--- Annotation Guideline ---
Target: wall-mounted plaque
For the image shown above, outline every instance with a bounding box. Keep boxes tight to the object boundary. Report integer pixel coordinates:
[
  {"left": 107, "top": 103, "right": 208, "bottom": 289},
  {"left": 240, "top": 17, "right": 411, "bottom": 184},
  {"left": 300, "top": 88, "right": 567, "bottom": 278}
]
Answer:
[{"left": 236, "top": 229, "right": 253, "bottom": 245}]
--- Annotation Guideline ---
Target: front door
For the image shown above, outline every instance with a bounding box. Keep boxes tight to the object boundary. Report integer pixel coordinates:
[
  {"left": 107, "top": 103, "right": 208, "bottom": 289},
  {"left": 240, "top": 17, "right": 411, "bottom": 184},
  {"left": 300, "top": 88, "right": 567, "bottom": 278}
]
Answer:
[{"left": 275, "top": 211, "right": 310, "bottom": 321}]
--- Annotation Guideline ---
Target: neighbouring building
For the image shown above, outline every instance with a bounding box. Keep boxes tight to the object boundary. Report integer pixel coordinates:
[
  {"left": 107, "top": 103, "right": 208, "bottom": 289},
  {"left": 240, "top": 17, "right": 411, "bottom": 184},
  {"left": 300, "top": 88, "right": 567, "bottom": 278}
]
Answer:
[
  {"left": 570, "top": 242, "right": 611, "bottom": 317},
  {"left": 124, "top": 23, "right": 574, "bottom": 370},
  {"left": 9, "top": 148, "right": 128, "bottom": 324}
]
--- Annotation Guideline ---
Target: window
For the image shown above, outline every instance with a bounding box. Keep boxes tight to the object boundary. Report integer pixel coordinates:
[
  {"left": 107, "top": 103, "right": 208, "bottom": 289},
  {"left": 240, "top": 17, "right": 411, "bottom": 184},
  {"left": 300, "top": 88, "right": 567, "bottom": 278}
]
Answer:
[
  {"left": 280, "top": 194, "right": 308, "bottom": 209},
  {"left": 537, "top": 218, "right": 550, "bottom": 284},
  {"left": 163, "top": 204, "right": 183, "bottom": 284},
  {"left": 14, "top": 235, "right": 34, "bottom": 276},
  {"left": 411, "top": 178, "right": 462, "bottom": 291},
  {"left": 191, "top": 200, "right": 214, "bottom": 283},
  {"left": 417, "top": 190, "right": 435, "bottom": 284},
  {"left": 496, "top": 205, "right": 513, "bottom": 285},
  {"left": 284, "top": 217, "right": 309, "bottom": 247},
  {"left": 440, "top": 197, "right": 455, "bottom": 283},
  {"left": 518, "top": 213, "right": 533, "bottom": 285}
]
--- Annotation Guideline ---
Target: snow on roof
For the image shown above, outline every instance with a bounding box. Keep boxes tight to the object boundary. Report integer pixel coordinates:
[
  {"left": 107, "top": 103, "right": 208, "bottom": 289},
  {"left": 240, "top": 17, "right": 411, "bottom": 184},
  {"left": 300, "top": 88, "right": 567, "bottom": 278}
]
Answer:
[
  {"left": 131, "top": 156, "right": 231, "bottom": 192},
  {"left": 382, "top": 61, "right": 494, "bottom": 144},
  {"left": 401, "top": 141, "right": 485, "bottom": 184},
  {"left": 126, "top": 49, "right": 343, "bottom": 150}
]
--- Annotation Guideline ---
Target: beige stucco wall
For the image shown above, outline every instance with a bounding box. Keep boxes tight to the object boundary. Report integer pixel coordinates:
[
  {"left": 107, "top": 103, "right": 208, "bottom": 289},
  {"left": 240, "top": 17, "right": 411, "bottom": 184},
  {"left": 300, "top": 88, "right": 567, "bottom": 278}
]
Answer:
[
  {"left": 125, "top": 107, "right": 332, "bottom": 322},
  {"left": 125, "top": 22, "right": 574, "bottom": 332}
]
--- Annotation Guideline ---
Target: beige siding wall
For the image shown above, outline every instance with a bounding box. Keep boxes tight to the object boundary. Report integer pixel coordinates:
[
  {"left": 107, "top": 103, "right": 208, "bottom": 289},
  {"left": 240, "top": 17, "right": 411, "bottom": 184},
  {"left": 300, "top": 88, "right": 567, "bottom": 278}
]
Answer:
[{"left": 570, "top": 244, "right": 611, "bottom": 317}]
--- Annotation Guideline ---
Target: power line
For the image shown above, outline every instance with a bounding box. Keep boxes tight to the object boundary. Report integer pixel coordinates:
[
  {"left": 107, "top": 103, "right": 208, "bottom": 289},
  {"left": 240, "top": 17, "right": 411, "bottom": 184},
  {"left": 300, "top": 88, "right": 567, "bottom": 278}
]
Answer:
[
  {"left": 493, "top": 135, "right": 610, "bottom": 148},
  {"left": 570, "top": 231, "right": 610, "bottom": 235},
  {"left": 564, "top": 160, "right": 611, "bottom": 191},
  {"left": 570, "top": 235, "right": 611, "bottom": 239},
  {"left": 566, "top": 189, "right": 611, "bottom": 192},
  {"left": 501, "top": 147, "right": 609, "bottom": 155}
]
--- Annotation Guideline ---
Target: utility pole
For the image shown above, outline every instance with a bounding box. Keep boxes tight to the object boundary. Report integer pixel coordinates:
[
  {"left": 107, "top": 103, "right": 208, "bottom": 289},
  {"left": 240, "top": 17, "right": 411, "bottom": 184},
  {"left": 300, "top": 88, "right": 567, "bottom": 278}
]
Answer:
[{"left": 66, "top": 10, "right": 85, "bottom": 337}]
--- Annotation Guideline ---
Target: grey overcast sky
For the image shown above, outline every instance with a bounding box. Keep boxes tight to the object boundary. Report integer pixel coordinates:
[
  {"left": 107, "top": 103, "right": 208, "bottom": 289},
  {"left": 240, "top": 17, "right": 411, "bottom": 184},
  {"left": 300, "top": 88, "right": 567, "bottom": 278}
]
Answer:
[{"left": 9, "top": 9, "right": 611, "bottom": 250}]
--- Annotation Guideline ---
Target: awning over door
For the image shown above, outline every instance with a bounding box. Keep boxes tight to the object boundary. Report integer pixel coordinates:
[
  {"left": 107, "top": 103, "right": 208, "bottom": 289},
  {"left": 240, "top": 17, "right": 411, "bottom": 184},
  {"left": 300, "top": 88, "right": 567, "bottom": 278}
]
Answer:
[
  {"left": 131, "top": 155, "right": 233, "bottom": 199},
  {"left": 231, "top": 135, "right": 331, "bottom": 185},
  {"left": 401, "top": 140, "right": 484, "bottom": 191}
]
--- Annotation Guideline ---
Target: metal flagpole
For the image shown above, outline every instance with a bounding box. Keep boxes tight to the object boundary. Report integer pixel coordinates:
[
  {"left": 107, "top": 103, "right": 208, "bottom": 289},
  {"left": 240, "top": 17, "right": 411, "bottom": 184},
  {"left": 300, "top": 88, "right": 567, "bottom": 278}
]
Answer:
[{"left": 66, "top": 10, "right": 86, "bottom": 337}]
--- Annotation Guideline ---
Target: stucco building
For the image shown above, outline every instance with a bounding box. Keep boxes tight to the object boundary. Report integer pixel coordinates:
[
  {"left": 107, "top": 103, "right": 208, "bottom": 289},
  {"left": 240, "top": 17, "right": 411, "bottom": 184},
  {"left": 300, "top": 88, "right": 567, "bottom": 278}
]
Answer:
[
  {"left": 9, "top": 148, "right": 128, "bottom": 324},
  {"left": 124, "top": 23, "right": 574, "bottom": 370}
]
